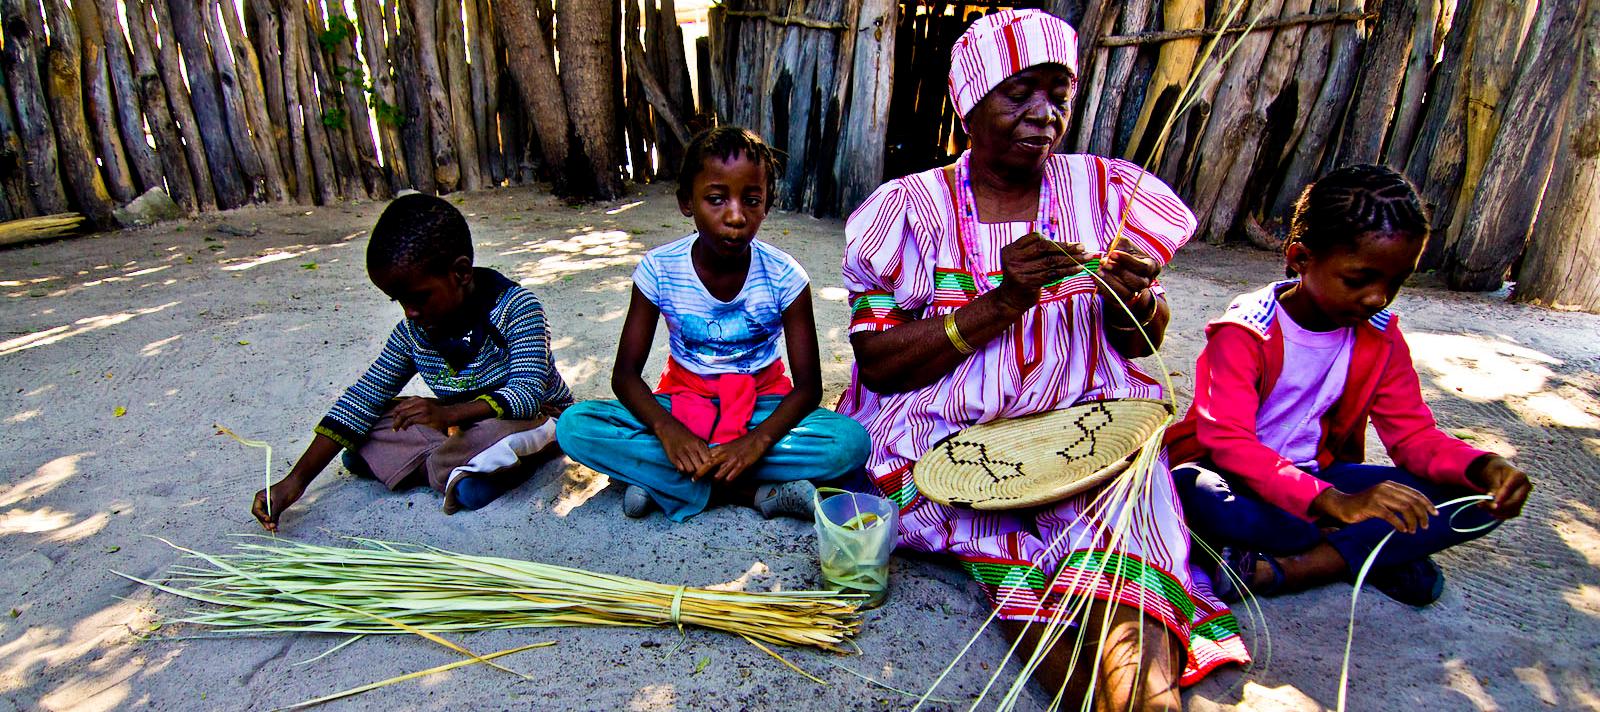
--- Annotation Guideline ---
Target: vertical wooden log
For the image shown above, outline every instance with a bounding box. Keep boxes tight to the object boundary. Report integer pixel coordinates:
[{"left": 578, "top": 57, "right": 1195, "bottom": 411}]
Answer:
[
  {"left": 286, "top": 0, "right": 337, "bottom": 203},
  {"left": 124, "top": 0, "right": 200, "bottom": 211},
  {"left": 1516, "top": 0, "right": 1600, "bottom": 311},
  {"left": 215, "top": 0, "right": 289, "bottom": 201},
  {"left": 1405, "top": 0, "right": 1474, "bottom": 269},
  {"left": 438, "top": 0, "right": 481, "bottom": 190},
  {"left": 246, "top": 0, "right": 293, "bottom": 196},
  {"left": 496, "top": 0, "right": 570, "bottom": 191},
  {"left": 0, "top": 0, "right": 68, "bottom": 214},
  {"left": 1207, "top": 0, "right": 1315, "bottom": 240},
  {"left": 201, "top": 0, "right": 270, "bottom": 203},
  {"left": 277, "top": 0, "right": 314, "bottom": 201},
  {"left": 482, "top": 0, "right": 504, "bottom": 184},
  {"left": 836, "top": 0, "right": 895, "bottom": 213},
  {"left": 354, "top": 0, "right": 409, "bottom": 191},
  {"left": 323, "top": 9, "right": 388, "bottom": 197},
  {"left": 303, "top": 4, "right": 360, "bottom": 199},
  {"left": 41, "top": 0, "right": 117, "bottom": 228},
  {"left": 74, "top": 0, "right": 140, "bottom": 203},
  {"left": 1087, "top": 0, "right": 1153, "bottom": 157},
  {"left": 1446, "top": 0, "right": 1583, "bottom": 291},
  {"left": 497, "top": 67, "right": 523, "bottom": 181},
  {"left": 1264, "top": 0, "right": 1335, "bottom": 201},
  {"left": 160, "top": 0, "right": 250, "bottom": 207},
  {"left": 464, "top": 0, "right": 493, "bottom": 184},
  {"left": 1438, "top": 0, "right": 1540, "bottom": 258},
  {"left": 1383, "top": 0, "right": 1439, "bottom": 168},
  {"left": 705, "top": 5, "right": 729, "bottom": 121},
  {"left": 395, "top": 0, "right": 435, "bottom": 192},
  {"left": 92, "top": 0, "right": 165, "bottom": 195},
  {"left": 1268, "top": 0, "right": 1364, "bottom": 218},
  {"left": 139, "top": 0, "right": 217, "bottom": 209},
  {"left": 1186, "top": 0, "right": 1288, "bottom": 243},
  {"left": 623, "top": 0, "right": 654, "bottom": 182},
  {"left": 0, "top": 78, "right": 35, "bottom": 218},
  {"left": 407, "top": 0, "right": 461, "bottom": 192},
  {"left": 1333, "top": 0, "right": 1417, "bottom": 166}
]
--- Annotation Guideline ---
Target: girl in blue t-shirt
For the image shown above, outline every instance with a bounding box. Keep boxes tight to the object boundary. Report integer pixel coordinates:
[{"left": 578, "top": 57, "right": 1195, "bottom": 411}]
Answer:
[{"left": 557, "top": 127, "right": 869, "bottom": 521}]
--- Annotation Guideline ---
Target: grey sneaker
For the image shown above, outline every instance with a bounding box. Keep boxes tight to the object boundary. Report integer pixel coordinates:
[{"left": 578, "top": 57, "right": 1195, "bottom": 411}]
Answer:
[
  {"left": 622, "top": 485, "right": 655, "bottom": 518},
  {"left": 755, "top": 480, "right": 817, "bottom": 520}
]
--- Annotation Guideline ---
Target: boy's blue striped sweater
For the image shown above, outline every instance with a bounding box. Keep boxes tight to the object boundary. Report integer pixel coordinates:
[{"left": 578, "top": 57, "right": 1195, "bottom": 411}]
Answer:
[{"left": 315, "top": 269, "right": 573, "bottom": 449}]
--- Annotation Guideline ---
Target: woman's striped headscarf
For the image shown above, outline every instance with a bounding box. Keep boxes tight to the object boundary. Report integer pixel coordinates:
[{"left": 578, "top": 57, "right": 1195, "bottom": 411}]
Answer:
[{"left": 947, "top": 9, "right": 1079, "bottom": 121}]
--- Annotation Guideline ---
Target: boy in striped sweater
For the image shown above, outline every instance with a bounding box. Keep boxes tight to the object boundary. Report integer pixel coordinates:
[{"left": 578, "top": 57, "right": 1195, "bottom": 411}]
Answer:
[{"left": 251, "top": 194, "right": 573, "bottom": 531}]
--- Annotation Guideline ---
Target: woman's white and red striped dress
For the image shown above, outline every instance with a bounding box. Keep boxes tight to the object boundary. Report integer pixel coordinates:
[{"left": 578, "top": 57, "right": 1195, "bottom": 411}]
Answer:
[{"left": 840, "top": 151, "right": 1250, "bottom": 685}]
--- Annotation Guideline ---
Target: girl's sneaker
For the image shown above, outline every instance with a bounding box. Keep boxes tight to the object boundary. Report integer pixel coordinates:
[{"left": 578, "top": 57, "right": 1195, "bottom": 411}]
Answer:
[
  {"left": 755, "top": 480, "right": 817, "bottom": 520},
  {"left": 623, "top": 485, "right": 655, "bottom": 518},
  {"left": 1367, "top": 556, "right": 1444, "bottom": 607}
]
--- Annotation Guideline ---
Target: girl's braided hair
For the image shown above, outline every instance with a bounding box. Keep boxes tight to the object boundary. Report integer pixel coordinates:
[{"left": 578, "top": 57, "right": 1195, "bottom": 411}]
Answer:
[
  {"left": 1285, "top": 164, "right": 1429, "bottom": 277},
  {"left": 677, "top": 126, "right": 783, "bottom": 209}
]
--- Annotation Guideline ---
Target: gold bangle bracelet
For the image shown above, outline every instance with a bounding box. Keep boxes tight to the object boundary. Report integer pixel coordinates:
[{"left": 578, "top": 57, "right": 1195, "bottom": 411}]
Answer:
[{"left": 944, "top": 313, "right": 976, "bottom": 355}]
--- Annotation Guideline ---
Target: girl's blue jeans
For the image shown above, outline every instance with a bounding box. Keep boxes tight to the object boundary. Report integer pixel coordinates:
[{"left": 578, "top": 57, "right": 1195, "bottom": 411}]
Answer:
[{"left": 1172, "top": 460, "right": 1498, "bottom": 575}]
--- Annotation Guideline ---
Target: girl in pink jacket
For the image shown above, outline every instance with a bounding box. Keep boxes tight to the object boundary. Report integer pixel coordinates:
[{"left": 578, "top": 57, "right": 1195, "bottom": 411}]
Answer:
[{"left": 1164, "top": 164, "right": 1532, "bottom": 607}]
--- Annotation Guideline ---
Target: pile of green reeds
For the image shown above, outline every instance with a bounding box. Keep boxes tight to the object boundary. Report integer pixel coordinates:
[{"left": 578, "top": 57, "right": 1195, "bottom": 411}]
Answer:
[{"left": 119, "top": 537, "right": 863, "bottom": 652}]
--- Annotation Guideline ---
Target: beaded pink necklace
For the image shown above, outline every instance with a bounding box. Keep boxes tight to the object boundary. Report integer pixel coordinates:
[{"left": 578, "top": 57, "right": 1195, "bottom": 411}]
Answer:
[{"left": 951, "top": 152, "right": 1061, "bottom": 295}]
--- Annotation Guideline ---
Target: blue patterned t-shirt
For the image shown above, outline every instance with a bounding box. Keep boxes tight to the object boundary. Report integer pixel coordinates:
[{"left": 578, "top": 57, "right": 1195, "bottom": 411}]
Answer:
[{"left": 634, "top": 235, "right": 809, "bottom": 376}]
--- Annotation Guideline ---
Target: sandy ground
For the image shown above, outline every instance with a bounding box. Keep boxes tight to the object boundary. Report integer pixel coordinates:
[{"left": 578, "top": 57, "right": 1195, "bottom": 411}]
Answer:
[{"left": 2, "top": 182, "right": 1597, "bottom": 711}]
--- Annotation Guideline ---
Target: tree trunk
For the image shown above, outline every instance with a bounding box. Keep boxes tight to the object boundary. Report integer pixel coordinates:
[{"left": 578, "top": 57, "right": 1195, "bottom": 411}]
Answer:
[
  {"left": 0, "top": 0, "right": 68, "bottom": 214},
  {"left": 1438, "top": 0, "right": 1541, "bottom": 262},
  {"left": 74, "top": 0, "right": 139, "bottom": 204},
  {"left": 395, "top": 0, "right": 435, "bottom": 193},
  {"left": 1185, "top": 0, "right": 1287, "bottom": 243},
  {"left": 558, "top": 0, "right": 625, "bottom": 199},
  {"left": 124, "top": 0, "right": 200, "bottom": 212},
  {"left": 215, "top": 0, "right": 289, "bottom": 201},
  {"left": 464, "top": 0, "right": 494, "bottom": 184},
  {"left": 0, "top": 78, "right": 34, "bottom": 218},
  {"left": 1516, "top": 0, "right": 1600, "bottom": 312},
  {"left": 40, "top": 0, "right": 116, "bottom": 228},
  {"left": 1333, "top": 0, "right": 1415, "bottom": 166},
  {"left": 140, "top": 0, "right": 218, "bottom": 209},
  {"left": 354, "top": 0, "right": 410, "bottom": 191},
  {"left": 160, "top": 0, "right": 249, "bottom": 207},
  {"left": 836, "top": 0, "right": 895, "bottom": 213},
  {"left": 1268, "top": 0, "right": 1363, "bottom": 218},
  {"left": 1445, "top": 0, "right": 1583, "bottom": 292},
  {"left": 325, "top": 8, "right": 388, "bottom": 198},
  {"left": 201, "top": 0, "right": 270, "bottom": 203},
  {"left": 1087, "top": 0, "right": 1153, "bottom": 157},
  {"left": 408, "top": 0, "right": 461, "bottom": 192},
  {"left": 1405, "top": 0, "right": 1474, "bottom": 269},
  {"left": 246, "top": 0, "right": 294, "bottom": 196},
  {"left": 1208, "top": 0, "right": 1315, "bottom": 240},
  {"left": 284, "top": 0, "right": 336, "bottom": 203},
  {"left": 1383, "top": 0, "right": 1439, "bottom": 168},
  {"left": 438, "top": 0, "right": 481, "bottom": 191},
  {"left": 481, "top": 0, "right": 505, "bottom": 184},
  {"left": 495, "top": 0, "right": 570, "bottom": 192},
  {"left": 92, "top": 0, "right": 165, "bottom": 196}
]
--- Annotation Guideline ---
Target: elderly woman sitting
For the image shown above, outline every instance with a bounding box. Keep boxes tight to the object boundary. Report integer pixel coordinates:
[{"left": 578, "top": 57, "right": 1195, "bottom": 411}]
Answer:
[{"left": 840, "top": 10, "right": 1249, "bottom": 708}]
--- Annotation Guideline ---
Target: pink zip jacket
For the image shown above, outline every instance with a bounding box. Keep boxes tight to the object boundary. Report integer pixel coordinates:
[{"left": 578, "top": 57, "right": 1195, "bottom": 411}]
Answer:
[{"left": 1164, "top": 281, "right": 1489, "bottom": 520}]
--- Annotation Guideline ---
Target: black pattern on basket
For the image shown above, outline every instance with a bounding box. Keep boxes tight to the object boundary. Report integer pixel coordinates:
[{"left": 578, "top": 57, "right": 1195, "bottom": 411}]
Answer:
[
  {"left": 1056, "top": 401, "right": 1114, "bottom": 462},
  {"left": 942, "top": 442, "right": 1027, "bottom": 485}
]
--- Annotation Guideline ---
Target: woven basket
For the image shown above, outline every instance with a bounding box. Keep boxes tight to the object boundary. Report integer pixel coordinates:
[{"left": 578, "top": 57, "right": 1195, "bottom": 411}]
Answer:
[{"left": 913, "top": 398, "right": 1173, "bottom": 511}]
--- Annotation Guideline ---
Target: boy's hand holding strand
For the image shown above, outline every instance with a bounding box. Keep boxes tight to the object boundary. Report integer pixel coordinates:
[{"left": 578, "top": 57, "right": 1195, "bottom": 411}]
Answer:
[
  {"left": 390, "top": 396, "right": 494, "bottom": 432},
  {"left": 1467, "top": 454, "right": 1531, "bottom": 520},
  {"left": 1311, "top": 481, "right": 1437, "bottom": 535}
]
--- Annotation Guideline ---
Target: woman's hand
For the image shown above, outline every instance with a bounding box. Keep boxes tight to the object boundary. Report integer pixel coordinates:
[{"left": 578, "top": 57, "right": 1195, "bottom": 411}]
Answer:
[
  {"left": 1097, "top": 244, "right": 1161, "bottom": 315},
  {"left": 1468, "top": 455, "right": 1532, "bottom": 520},
  {"left": 657, "top": 420, "right": 714, "bottom": 475},
  {"left": 1312, "top": 482, "right": 1438, "bottom": 534},
  {"left": 995, "top": 233, "right": 1088, "bottom": 310},
  {"left": 696, "top": 431, "right": 775, "bottom": 484}
]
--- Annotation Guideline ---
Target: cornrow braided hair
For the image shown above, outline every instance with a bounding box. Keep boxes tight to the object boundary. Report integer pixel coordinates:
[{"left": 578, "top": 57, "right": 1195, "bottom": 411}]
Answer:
[
  {"left": 677, "top": 126, "right": 784, "bottom": 209},
  {"left": 367, "top": 193, "right": 473, "bottom": 275},
  {"left": 1285, "top": 164, "right": 1429, "bottom": 277}
]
